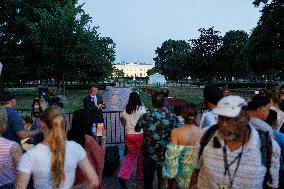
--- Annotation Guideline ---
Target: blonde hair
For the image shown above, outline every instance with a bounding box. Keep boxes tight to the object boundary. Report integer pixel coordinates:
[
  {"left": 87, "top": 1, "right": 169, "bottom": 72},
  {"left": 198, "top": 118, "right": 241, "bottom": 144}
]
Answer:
[
  {"left": 0, "top": 107, "right": 7, "bottom": 134},
  {"left": 41, "top": 105, "right": 66, "bottom": 187}
]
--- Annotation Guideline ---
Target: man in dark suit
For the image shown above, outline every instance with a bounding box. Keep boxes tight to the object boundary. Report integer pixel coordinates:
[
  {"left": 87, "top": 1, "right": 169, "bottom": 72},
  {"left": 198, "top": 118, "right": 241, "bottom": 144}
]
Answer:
[{"left": 83, "top": 85, "right": 106, "bottom": 123}]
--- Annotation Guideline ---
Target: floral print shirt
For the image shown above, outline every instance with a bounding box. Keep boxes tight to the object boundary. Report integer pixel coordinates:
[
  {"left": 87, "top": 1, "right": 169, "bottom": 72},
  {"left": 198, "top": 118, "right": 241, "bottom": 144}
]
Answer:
[{"left": 135, "top": 109, "right": 179, "bottom": 165}]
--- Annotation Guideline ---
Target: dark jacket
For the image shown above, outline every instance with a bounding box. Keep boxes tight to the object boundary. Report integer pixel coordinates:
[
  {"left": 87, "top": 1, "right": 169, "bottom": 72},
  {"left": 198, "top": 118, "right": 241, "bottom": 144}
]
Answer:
[{"left": 83, "top": 95, "right": 104, "bottom": 122}]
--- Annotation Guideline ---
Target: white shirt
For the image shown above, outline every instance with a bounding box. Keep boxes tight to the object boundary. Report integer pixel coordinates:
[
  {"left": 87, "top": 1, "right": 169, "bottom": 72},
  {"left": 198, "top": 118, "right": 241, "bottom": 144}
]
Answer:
[
  {"left": 249, "top": 117, "right": 274, "bottom": 138},
  {"left": 199, "top": 111, "right": 218, "bottom": 129},
  {"left": 18, "top": 141, "right": 86, "bottom": 189},
  {"left": 194, "top": 125, "right": 280, "bottom": 189},
  {"left": 122, "top": 106, "right": 146, "bottom": 134},
  {"left": 91, "top": 95, "right": 97, "bottom": 106}
]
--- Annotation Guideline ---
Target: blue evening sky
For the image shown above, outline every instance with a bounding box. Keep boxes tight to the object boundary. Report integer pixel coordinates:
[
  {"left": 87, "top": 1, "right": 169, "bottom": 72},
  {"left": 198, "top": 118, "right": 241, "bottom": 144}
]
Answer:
[{"left": 77, "top": 0, "right": 261, "bottom": 64}]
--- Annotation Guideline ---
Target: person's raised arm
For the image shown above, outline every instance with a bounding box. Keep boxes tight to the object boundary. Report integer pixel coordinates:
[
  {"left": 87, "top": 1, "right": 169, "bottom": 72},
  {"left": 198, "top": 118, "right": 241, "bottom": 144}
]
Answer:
[
  {"left": 17, "top": 129, "right": 41, "bottom": 140},
  {"left": 78, "top": 156, "right": 100, "bottom": 189}
]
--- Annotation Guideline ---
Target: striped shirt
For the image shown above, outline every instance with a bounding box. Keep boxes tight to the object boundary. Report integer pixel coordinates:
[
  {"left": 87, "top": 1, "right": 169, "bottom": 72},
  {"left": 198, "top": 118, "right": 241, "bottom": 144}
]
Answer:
[
  {"left": 0, "top": 137, "right": 17, "bottom": 186},
  {"left": 194, "top": 125, "right": 280, "bottom": 189}
]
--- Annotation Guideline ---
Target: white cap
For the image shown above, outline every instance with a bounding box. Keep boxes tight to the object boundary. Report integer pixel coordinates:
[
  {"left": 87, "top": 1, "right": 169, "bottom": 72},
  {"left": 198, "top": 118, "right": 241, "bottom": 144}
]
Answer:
[{"left": 212, "top": 95, "right": 247, "bottom": 118}]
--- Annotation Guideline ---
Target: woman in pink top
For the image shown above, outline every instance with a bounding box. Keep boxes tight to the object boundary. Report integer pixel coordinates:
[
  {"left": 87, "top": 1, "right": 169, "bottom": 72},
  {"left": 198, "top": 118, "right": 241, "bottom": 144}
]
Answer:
[
  {"left": 118, "top": 92, "right": 146, "bottom": 188},
  {"left": 0, "top": 108, "right": 22, "bottom": 188}
]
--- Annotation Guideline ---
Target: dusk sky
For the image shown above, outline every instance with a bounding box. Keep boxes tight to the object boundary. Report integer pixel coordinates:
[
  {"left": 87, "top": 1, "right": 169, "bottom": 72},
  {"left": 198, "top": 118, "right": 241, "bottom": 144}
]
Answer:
[{"left": 77, "top": 0, "right": 262, "bottom": 64}]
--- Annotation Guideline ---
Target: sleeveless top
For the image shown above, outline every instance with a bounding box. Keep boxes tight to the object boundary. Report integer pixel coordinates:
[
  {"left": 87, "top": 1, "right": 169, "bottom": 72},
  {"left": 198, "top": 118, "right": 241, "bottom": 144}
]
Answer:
[{"left": 0, "top": 137, "right": 17, "bottom": 186}]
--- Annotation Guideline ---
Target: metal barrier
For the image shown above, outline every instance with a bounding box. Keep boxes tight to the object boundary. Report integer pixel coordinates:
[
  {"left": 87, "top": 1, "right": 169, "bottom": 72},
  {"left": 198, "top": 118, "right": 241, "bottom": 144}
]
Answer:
[
  {"left": 16, "top": 109, "right": 125, "bottom": 144},
  {"left": 16, "top": 106, "right": 207, "bottom": 144}
]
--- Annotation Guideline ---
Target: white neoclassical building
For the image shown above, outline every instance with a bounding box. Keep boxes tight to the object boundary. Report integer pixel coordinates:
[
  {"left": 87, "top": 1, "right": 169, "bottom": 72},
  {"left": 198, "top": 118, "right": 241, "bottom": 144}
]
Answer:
[{"left": 114, "top": 63, "right": 154, "bottom": 78}]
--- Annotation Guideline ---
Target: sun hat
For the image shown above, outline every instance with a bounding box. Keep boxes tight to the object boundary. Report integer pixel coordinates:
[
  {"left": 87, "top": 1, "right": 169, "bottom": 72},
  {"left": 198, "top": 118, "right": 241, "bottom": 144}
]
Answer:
[{"left": 212, "top": 95, "right": 247, "bottom": 118}]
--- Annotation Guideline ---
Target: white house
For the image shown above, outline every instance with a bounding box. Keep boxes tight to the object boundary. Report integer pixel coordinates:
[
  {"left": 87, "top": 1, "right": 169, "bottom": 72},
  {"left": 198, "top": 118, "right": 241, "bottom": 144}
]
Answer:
[{"left": 114, "top": 63, "right": 154, "bottom": 78}]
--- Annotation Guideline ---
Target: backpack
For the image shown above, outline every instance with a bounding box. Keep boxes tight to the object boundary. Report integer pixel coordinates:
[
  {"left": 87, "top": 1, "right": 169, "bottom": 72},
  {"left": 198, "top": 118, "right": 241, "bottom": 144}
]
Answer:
[
  {"left": 198, "top": 125, "right": 272, "bottom": 188},
  {"left": 103, "top": 145, "right": 120, "bottom": 176}
]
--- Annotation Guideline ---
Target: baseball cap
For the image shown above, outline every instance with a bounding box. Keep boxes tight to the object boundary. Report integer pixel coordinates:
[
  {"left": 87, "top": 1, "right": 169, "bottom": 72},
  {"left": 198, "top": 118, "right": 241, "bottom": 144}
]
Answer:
[{"left": 212, "top": 95, "right": 247, "bottom": 118}]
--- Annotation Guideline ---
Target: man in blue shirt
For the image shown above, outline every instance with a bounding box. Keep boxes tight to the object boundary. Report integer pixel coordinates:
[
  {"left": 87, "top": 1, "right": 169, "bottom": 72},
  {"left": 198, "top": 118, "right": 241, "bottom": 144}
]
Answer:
[{"left": 1, "top": 93, "right": 42, "bottom": 144}]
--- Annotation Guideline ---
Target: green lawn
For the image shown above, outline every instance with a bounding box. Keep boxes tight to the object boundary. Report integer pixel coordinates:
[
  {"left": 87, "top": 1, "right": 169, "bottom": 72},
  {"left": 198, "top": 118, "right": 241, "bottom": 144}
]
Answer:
[
  {"left": 147, "top": 86, "right": 204, "bottom": 104},
  {"left": 9, "top": 86, "right": 257, "bottom": 112},
  {"left": 8, "top": 88, "right": 88, "bottom": 113}
]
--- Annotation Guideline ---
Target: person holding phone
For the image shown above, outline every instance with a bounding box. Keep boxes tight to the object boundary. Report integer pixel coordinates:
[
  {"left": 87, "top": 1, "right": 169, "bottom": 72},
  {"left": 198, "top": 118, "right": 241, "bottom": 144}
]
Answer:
[{"left": 83, "top": 85, "right": 106, "bottom": 123}]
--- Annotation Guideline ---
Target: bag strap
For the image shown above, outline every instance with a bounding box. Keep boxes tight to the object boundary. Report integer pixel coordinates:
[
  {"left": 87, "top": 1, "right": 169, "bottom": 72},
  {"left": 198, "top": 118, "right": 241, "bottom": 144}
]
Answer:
[
  {"left": 198, "top": 125, "right": 218, "bottom": 160},
  {"left": 257, "top": 129, "right": 272, "bottom": 188}
]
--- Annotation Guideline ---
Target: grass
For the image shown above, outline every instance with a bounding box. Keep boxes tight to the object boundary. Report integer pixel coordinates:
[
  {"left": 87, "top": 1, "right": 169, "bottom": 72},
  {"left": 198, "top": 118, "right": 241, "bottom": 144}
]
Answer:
[
  {"left": 138, "top": 86, "right": 256, "bottom": 108},
  {"left": 7, "top": 88, "right": 88, "bottom": 113},
  {"left": 147, "top": 86, "right": 204, "bottom": 105},
  {"left": 9, "top": 86, "right": 257, "bottom": 112}
]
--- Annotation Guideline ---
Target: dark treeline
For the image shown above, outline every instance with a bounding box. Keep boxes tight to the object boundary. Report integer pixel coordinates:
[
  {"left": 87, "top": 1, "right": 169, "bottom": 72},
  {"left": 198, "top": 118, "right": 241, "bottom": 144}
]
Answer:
[
  {"left": 152, "top": 0, "right": 284, "bottom": 82},
  {"left": 0, "top": 0, "right": 115, "bottom": 87}
]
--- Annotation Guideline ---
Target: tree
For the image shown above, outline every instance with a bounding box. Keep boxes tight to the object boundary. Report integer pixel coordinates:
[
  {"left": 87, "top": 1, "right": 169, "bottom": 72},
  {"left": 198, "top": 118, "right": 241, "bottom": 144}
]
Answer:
[
  {"left": 0, "top": 0, "right": 116, "bottom": 87},
  {"left": 189, "top": 27, "right": 223, "bottom": 80},
  {"left": 153, "top": 39, "right": 191, "bottom": 81},
  {"left": 246, "top": 0, "right": 284, "bottom": 77},
  {"left": 0, "top": 0, "right": 27, "bottom": 84},
  {"left": 219, "top": 30, "right": 249, "bottom": 80}
]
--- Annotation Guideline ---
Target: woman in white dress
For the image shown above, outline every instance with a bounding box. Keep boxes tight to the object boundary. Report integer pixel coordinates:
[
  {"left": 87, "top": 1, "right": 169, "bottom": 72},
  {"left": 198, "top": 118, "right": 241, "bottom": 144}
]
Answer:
[{"left": 14, "top": 105, "right": 99, "bottom": 189}]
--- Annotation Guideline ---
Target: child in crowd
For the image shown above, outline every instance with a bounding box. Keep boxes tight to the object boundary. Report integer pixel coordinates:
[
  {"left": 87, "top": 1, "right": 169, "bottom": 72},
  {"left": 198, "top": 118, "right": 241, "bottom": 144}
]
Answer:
[
  {"left": 173, "top": 105, "right": 184, "bottom": 127},
  {"left": 21, "top": 116, "right": 35, "bottom": 152}
]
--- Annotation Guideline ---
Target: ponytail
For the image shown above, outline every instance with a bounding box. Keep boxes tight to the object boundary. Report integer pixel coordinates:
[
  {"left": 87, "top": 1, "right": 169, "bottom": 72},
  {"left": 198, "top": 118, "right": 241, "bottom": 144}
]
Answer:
[
  {"left": 40, "top": 105, "right": 66, "bottom": 187},
  {"left": 50, "top": 115, "right": 66, "bottom": 187}
]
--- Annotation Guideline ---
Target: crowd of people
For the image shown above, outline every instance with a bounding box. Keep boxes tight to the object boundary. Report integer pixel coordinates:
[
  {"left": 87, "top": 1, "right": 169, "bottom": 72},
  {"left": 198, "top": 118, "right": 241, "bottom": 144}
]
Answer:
[
  {"left": 0, "top": 85, "right": 106, "bottom": 189},
  {"left": 117, "top": 83, "right": 284, "bottom": 189},
  {"left": 1, "top": 83, "right": 284, "bottom": 189}
]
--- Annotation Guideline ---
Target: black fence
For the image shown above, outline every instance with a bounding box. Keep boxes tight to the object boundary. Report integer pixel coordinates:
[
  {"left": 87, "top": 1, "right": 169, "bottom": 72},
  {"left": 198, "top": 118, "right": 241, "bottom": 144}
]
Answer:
[{"left": 16, "top": 109, "right": 125, "bottom": 144}]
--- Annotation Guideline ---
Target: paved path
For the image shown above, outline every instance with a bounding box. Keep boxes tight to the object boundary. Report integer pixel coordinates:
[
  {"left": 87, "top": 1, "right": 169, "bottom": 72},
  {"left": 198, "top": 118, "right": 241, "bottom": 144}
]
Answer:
[
  {"left": 101, "top": 87, "right": 144, "bottom": 189},
  {"left": 101, "top": 87, "right": 160, "bottom": 189},
  {"left": 103, "top": 86, "right": 132, "bottom": 112}
]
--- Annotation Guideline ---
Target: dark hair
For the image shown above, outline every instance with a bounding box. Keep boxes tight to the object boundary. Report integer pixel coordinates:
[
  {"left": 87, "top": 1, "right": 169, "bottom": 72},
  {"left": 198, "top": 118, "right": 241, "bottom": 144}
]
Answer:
[
  {"left": 152, "top": 92, "right": 165, "bottom": 108},
  {"left": 203, "top": 84, "right": 223, "bottom": 105},
  {"left": 173, "top": 105, "right": 183, "bottom": 116},
  {"left": 88, "top": 85, "right": 97, "bottom": 90},
  {"left": 265, "top": 109, "right": 277, "bottom": 127},
  {"left": 67, "top": 109, "right": 95, "bottom": 148},
  {"left": 280, "top": 85, "right": 284, "bottom": 91},
  {"left": 2, "top": 92, "right": 15, "bottom": 102},
  {"left": 125, "top": 92, "right": 142, "bottom": 114},
  {"left": 161, "top": 88, "right": 169, "bottom": 98},
  {"left": 247, "top": 95, "right": 270, "bottom": 111},
  {"left": 222, "top": 86, "right": 230, "bottom": 92},
  {"left": 23, "top": 116, "right": 33, "bottom": 124},
  {"left": 265, "top": 90, "right": 279, "bottom": 105},
  {"left": 181, "top": 108, "right": 196, "bottom": 124}
]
